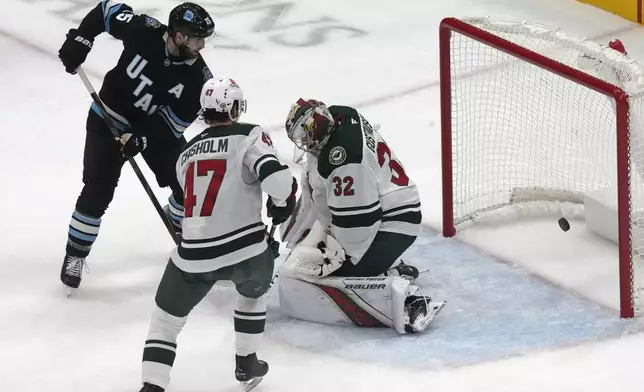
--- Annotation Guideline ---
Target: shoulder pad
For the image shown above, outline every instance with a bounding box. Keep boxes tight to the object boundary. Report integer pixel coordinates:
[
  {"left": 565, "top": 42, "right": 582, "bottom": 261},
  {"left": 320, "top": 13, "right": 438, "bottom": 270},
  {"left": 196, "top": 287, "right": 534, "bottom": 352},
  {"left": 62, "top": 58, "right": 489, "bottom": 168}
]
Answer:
[{"left": 317, "top": 116, "right": 364, "bottom": 179}]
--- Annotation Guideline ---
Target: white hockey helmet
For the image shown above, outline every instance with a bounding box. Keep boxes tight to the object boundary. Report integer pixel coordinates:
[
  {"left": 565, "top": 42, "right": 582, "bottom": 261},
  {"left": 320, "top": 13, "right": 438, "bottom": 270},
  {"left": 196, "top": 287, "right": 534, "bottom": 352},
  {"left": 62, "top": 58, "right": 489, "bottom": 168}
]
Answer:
[{"left": 200, "top": 77, "right": 247, "bottom": 122}]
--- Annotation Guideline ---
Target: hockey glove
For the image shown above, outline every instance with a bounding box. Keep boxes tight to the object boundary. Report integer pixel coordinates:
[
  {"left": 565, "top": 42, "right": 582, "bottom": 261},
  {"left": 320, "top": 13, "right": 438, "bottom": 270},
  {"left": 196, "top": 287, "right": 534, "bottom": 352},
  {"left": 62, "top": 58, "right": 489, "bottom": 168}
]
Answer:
[
  {"left": 267, "top": 236, "right": 280, "bottom": 260},
  {"left": 315, "top": 238, "right": 347, "bottom": 277},
  {"left": 116, "top": 133, "right": 147, "bottom": 158},
  {"left": 267, "top": 178, "right": 298, "bottom": 225},
  {"left": 58, "top": 29, "right": 94, "bottom": 74}
]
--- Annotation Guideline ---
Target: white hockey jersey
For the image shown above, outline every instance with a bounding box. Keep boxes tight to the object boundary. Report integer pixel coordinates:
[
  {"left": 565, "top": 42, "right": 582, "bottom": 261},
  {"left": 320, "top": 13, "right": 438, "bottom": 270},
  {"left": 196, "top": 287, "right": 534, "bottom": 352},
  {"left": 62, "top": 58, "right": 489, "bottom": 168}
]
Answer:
[
  {"left": 296, "top": 105, "right": 421, "bottom": 264},
  {"left": 171, "top": 122, "right": 293, "bottom": 273}
]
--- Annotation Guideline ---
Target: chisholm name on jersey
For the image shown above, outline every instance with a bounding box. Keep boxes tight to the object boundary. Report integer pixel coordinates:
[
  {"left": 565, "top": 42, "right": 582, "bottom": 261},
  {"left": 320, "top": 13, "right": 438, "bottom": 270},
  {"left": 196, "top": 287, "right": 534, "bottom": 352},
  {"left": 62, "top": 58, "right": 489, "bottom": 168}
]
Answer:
[{"left": 180, "top": 138, "right": 230, "bottom": 165}]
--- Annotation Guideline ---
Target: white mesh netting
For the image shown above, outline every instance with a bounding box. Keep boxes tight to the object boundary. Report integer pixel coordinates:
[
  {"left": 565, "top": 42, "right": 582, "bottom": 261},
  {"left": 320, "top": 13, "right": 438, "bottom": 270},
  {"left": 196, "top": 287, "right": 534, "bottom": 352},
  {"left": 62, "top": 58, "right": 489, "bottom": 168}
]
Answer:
[{"left": 446, "top": 17, "right": 644, "bottom": 314}]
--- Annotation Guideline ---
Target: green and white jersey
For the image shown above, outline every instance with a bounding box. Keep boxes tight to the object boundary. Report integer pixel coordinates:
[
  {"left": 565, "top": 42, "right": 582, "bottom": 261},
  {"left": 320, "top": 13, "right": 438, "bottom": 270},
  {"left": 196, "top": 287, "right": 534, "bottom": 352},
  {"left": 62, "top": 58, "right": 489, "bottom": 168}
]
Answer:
[
  {"left": 172, "top": 122, "right": 293, "bottom": 273},
  {"left": 305, "top": 105, "right": 421, "bottom": 263}
]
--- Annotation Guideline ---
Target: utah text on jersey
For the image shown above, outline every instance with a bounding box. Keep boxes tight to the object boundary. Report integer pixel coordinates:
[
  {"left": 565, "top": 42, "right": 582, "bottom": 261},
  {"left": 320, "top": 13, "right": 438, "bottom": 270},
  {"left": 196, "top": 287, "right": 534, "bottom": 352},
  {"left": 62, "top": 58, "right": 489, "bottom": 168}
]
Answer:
[{"left": 83, "top": 1, "right": 212, "bottom": 136}]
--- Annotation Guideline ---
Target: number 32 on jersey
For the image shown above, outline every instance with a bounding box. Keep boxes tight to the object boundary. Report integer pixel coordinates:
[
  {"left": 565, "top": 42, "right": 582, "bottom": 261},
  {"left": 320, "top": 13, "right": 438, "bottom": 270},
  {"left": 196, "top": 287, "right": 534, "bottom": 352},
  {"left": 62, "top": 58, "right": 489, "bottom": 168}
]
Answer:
[{"left": 332, "top": 140, "right": 409, "bottom": 197}]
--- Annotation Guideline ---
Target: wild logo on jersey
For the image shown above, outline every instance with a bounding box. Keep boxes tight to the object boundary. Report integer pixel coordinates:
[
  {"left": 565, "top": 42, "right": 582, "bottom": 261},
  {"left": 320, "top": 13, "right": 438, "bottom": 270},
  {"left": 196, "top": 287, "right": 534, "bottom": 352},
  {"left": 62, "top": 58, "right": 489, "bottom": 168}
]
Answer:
[{"left": 329, "top": 146, "right": 346, "bottom": 165}]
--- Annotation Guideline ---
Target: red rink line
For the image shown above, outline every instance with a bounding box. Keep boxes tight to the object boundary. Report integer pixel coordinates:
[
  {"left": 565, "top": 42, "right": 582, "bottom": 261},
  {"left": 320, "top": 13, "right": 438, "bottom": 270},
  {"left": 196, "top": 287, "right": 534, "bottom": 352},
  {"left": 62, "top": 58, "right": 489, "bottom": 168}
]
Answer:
[{"left": 0, "top": 22, "right": 639, "bottom": 133}]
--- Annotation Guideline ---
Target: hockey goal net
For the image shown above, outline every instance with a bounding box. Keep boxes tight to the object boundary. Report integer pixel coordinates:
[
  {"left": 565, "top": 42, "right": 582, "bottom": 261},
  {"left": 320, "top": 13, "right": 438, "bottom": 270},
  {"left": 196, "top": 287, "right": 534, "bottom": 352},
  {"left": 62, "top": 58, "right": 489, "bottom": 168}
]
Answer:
[{"left": 440, "top": 17, "right": 644, "bottom": 318}]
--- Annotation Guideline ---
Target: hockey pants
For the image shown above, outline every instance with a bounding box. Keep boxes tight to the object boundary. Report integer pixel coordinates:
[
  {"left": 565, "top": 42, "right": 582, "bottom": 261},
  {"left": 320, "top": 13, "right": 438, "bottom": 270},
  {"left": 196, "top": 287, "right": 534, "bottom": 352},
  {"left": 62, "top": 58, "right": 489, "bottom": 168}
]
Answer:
[
  {"left": 330, "top": 231, "right": 417, "bottom": 277},
  {"left": 66, "top": 109, "right": 185, "bottom": 257},
  {"left": 141, "top": 248, "right": 275, "bottom": 389}
]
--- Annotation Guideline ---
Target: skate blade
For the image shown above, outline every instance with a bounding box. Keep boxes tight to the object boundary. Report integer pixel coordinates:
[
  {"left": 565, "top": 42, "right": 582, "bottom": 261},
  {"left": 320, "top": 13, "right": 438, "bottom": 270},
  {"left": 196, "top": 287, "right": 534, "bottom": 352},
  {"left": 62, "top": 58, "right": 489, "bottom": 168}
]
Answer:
[
  {"left": 241, "top": 376, "right": 263, "bottom": 392},
  {"left": 63, "top": 285, "right": 77, "bottom": 298},
  {"left": 413, "top": 301, "right": 446, "bottom": 332}
]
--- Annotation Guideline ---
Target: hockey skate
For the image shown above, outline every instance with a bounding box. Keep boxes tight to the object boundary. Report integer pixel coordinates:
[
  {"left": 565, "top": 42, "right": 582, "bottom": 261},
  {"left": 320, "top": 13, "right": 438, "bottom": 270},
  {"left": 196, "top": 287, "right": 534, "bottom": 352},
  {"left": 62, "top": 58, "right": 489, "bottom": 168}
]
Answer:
[
  {"left": 403, "top": 295, "right": 445, "bottom": 333},
  {"left": 139, "top": 383, "right": 164, "bottom": 392},
  {"left": 385, "top": 261, "right": 420, "bottom": 283},
  {"left": 60, "top": 254, "right": 88, "bottom": 297},
  {"left": 235, "top": 353, "right": 269, "bottom": 392}
]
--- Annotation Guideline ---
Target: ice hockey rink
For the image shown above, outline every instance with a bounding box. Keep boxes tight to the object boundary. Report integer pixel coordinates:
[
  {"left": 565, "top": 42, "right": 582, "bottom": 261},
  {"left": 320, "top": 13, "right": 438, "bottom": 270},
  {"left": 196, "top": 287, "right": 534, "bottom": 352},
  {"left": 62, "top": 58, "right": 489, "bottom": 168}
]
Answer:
[{"left": 5, "top": 0, "right": 644, "bottom": 390}]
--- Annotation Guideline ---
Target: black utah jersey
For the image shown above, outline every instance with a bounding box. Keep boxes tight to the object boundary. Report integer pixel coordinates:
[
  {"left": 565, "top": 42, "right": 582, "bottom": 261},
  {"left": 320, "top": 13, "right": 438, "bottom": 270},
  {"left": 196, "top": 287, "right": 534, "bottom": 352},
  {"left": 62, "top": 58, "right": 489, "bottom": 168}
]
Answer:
[{"left": 77, "top": 1, "right": 212, "bottom": 136}]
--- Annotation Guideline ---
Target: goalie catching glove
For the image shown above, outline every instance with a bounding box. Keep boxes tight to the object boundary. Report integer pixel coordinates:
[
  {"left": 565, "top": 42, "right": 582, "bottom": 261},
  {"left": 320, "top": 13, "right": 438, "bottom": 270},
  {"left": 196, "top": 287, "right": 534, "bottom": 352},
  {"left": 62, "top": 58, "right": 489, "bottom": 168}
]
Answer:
[{"left": 284, "top": 232, "right": 348, "bottom": 277}]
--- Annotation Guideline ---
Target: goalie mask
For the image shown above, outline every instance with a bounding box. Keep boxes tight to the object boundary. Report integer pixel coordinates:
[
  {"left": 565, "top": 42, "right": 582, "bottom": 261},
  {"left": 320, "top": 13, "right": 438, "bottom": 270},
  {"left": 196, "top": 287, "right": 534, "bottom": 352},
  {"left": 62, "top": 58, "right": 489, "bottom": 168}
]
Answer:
[{"left": 285, "top": 98, "right": 335, "bottom": 155}]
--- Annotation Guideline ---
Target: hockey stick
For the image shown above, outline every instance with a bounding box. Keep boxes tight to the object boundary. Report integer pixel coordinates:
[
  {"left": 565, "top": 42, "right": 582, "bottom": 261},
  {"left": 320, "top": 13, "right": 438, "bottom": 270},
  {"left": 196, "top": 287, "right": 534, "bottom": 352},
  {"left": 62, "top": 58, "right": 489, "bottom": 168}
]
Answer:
[
  {"left": 267, "top": 224, "right": 276, "bottom": 240},
  {"left": 265, "top": 224, "right": 281, "bottom": 296},
  {"left": 76, "top": 67, "right": 181, "bottom": 245}
]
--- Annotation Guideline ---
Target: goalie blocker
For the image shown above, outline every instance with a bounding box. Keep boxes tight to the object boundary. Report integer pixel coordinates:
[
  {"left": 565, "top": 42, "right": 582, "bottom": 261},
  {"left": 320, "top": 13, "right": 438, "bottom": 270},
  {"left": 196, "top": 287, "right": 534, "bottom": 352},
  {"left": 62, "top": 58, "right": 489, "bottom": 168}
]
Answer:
[{"left": 278, "top": 221, "right": 445, "bottom": 334}]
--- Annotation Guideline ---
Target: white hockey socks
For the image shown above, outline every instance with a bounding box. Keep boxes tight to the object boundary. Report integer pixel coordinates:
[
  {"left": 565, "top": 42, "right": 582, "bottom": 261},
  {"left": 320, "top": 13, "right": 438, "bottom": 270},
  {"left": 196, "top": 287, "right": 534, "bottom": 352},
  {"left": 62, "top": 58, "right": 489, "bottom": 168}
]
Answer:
[
  {"left": 234, "top": 294, "right": 267, "bottom": 356},
  {"left": 141, "top": 305, "right": 188, "bottom": 389}
]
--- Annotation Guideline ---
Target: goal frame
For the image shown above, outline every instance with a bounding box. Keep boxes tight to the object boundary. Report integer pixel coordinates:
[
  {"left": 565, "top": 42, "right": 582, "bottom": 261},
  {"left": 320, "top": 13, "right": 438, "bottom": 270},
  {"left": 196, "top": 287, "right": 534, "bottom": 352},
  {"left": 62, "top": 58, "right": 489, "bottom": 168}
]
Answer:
[{"left": 438, "top": 17, "right": 635, "bottom": 318}]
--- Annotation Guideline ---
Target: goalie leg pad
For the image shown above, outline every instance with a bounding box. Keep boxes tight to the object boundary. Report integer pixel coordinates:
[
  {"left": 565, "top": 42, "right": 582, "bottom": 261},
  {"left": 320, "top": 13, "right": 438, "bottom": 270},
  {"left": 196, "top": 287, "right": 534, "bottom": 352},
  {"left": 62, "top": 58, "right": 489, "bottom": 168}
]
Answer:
[{"left": 278, "top": 274, "right": 418, "bottom": 333}]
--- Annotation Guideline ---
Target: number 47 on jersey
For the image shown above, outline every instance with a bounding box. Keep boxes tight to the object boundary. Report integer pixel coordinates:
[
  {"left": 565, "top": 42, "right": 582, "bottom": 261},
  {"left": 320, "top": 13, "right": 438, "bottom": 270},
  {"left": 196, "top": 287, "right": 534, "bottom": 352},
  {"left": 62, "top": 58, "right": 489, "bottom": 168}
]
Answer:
[{"left": 183, "top": 159, "right": 227, "bottom": 218}]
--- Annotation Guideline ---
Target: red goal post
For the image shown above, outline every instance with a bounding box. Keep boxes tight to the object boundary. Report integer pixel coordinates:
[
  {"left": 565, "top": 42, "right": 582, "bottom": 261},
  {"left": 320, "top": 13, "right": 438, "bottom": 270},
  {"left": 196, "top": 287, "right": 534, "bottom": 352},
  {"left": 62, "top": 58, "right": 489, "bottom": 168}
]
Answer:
[{"left": 439, "top": 17, "right": 643, "bottom": 317}]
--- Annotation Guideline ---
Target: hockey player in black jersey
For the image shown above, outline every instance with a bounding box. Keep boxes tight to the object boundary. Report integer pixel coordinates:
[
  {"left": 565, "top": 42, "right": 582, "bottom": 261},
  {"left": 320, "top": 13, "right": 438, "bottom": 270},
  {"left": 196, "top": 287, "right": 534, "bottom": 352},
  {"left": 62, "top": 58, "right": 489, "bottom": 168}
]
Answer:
[
  {"left": 278, "top": 99, "right": 445, "bottom": 334},
  {"left": 138, "top": 77, "right": 296, "bottom": 392},
  {"left": 57, "top": 1, "right": 215, "bottom": 292}
]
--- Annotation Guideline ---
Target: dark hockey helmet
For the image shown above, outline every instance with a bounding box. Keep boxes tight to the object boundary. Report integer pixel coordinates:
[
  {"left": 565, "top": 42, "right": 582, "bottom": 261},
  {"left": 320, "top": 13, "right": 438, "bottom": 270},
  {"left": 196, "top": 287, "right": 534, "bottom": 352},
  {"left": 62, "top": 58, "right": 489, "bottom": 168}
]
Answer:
[
  {"left": 168, "top": 2, "right": 214, "bottom": 38},
  {"left": 285, "top": 98, "right": 335, "bottom": 153}
]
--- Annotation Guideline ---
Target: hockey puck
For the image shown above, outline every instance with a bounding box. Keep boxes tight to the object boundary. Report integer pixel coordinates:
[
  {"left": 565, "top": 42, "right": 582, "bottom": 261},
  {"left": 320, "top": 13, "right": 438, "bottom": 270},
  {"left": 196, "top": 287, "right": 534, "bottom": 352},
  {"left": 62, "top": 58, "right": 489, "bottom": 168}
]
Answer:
[{"left": 558, "top": 217, "right": 570, "bottom": 232}]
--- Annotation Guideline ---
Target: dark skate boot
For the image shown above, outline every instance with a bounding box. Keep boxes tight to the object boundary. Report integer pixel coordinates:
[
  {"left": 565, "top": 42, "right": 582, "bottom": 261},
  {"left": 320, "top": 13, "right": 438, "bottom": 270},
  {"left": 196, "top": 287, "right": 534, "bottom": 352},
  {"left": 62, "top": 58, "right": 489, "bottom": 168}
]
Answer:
[
  {"left": 60, "top": 254, "right": 88, "bottom": 296},
  {"left": 403, "top": 295, "right": 446, "bottom": 333},
  {"left": 139, "top": 383, "right": 164, "bottom": 392},
  {"left": 235, "top": 353, "right": 269, "bottom": 391},
  {"left": 385, "top": 261, "right": 420, "bottom": 282}
]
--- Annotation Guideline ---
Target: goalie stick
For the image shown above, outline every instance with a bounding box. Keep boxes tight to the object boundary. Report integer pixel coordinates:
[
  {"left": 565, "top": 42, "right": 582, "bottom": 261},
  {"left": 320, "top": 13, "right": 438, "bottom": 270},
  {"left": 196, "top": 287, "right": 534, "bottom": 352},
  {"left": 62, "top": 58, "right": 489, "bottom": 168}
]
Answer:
[{"left": 76, "top": 67, "right": 181, "bottom": 245}]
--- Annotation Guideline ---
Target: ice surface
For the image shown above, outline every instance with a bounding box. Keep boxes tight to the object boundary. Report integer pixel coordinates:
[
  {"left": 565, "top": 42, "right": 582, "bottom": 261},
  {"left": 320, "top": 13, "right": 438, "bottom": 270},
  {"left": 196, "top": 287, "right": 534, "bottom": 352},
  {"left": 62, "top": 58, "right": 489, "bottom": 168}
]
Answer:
[
  {"left": 4, "top": 0, "right": 644, "bottom": 391},
  {"left": 264, "top": 228, "right": 637, "bottom": 368}
]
